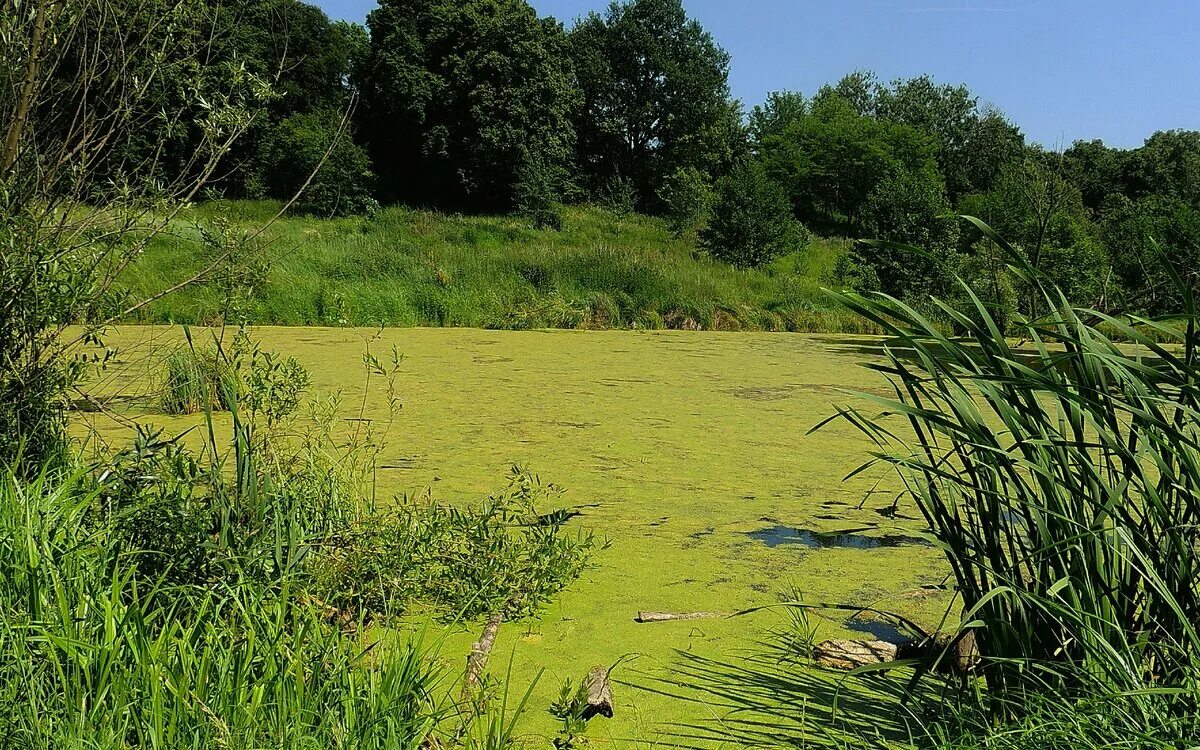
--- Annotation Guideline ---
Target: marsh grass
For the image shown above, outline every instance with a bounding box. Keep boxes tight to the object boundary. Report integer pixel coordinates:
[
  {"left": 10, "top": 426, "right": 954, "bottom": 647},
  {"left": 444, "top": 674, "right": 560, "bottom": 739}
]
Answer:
[
  {"left": 161, "top": 347, "right": 237, "bottom": 414},
  {"left": 819, "top": 219, "right": 1200, "bottom": 744},
  {"left": 117, "top": 201, "right": 873, "bottom": 332}
]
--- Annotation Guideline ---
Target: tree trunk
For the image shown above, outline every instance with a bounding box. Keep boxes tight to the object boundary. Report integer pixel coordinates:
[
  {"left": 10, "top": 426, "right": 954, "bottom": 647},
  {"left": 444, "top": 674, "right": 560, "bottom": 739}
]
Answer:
[
  {"left": 3, "top": 0, "right": 51, "bottom": 174},
  {"left": 462, "top": 612, "right": 504, "bottom": 707}
]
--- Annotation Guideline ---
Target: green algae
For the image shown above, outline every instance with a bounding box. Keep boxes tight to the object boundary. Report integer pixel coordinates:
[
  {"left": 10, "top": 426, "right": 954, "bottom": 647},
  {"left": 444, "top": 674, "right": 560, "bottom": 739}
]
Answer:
[{"left": 71, "top": 327, "right": 953, "bottom": 746}]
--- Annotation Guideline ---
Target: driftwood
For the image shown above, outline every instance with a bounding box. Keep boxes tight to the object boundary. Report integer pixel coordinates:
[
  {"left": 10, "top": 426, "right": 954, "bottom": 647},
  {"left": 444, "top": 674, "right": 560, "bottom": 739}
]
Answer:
[
  {"left": 582, "top": 665, "right": 614, "bottom": 719},
  {"left": 462, "top": 612, "right": 504, "bottom": 705},
  {"left": 817, "top": 631, "right": 981, "bottom": 675},
  {"left": 635, "top": 611, "right": 725, "bottom": 623},
  {"left": 813, "top": 639, "right": 898, "bottom": 670}
]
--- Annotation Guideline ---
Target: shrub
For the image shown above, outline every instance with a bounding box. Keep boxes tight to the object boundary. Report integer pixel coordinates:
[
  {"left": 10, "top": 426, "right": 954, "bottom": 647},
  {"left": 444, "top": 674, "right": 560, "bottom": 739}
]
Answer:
[
  {"left": 161, "top": 334, "right": 309, "bottom": 423},
  {"left": 514, "top": 154, "right": 566, "bottom": 231},
  {"left": 313, "top": 467, "right": 598, "bottom": 621},
  {"left": 261, "top": 110, "right": 379, "bottom": 217},
  {"left": 600, "top": 174, "right": 637, "bottom": 219},
  {"left": 700, "top": 161, "right": 808, "bottom": 269},
  {"left": 659, "top": 166, "right": 714, "bottom": 238},
  {"left": 857, "top": 163, "right": 959, "bottom": 299},
  {"left": 0, "top": 467, "right": 461, "bottom": 748}
]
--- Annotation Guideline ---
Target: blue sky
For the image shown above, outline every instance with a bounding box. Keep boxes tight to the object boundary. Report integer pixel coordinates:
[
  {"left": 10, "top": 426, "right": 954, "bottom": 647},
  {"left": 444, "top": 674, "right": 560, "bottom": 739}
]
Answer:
[{"left": 314, "top": 0, "right": 1199, "bottom": 149}]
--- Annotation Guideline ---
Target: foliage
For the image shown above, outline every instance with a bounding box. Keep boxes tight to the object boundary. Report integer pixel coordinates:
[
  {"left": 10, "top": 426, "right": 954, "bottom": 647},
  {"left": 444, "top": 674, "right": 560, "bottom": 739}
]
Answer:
[
  {"left": 1102, "top": 195, "right": 1200, "bottom": 314},
  {"left": 700, "top": 161, "right": 808, "bottom": 269},
  {"left": 954, "top": 238, "right": 1017, "bottom": 334},
  {"left": 826, "top": 220, "right": 1200, "bottom": 742},
  {"left": 313, "top": 467, "right": 599, "bottom": 621},
  {"left": 119, "top": 201, "right": 865, "bottom": 332},
  {"left": 0, "top": 0, "right": 269, "bottom": 475},
  {"left": 659, "top": 166, "right": 715, "bottom": 238},
  {"left": 872, "top": 73, "right": 1025, "bottom": 200},
  {"left": 261, "top": 109, "right": 378, "bottom": 217},
  {"left": 0, "top": 464, "right": 537, "bottom": 748},
  {"left": 756, "top": 90, "right": 936, "bottom": 230},
  {"left": 857, "top": 164, "right": 960, "bottom": 300},
  {"left": 1126, "top": 129, "right": 1200, "bottom": 206},
  {"left": 569, "top": 0, "right": 737, "bottom": 208},
  {"left": 515, "top": 153, "right": 567, "bottom": 230},
  {"left": 549, "top": 678, "right": 590, "bottom": 749},
  {"left": 961, "top": 158, "right": 1108, "bottom": 312},
  {"left": 357, "top": 0, "right": 578, "bottom": 212}
]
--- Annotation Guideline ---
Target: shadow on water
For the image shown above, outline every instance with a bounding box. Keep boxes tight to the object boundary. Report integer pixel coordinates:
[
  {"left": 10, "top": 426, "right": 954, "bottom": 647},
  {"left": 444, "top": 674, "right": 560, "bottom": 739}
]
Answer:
[
  {"left": 747, "top": 525, "right": 933, "bottom": 550},
  {"left": 627, "top": 638, "right": 938, "bottom": 748},
  {"left": 844, "top": 616, "right": 910, "bottom": 644}
]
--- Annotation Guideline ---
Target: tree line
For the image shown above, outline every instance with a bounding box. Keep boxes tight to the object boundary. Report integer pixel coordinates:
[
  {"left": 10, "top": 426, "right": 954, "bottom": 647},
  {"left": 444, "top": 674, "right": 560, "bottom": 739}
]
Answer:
[{"left": 76, "top": 0, "right": 1200, "bottom": 322}]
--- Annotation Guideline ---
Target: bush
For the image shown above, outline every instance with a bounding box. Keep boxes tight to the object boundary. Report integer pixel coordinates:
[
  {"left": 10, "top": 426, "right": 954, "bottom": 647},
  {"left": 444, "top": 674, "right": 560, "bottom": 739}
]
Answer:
[
  {"left": 955, "top": 237, "right": 1017, "bottom": 333},
  {"left": 0, "top": 467, "right": 461, "bottom": 748},
  {"left": 314, "top": 466, "right": 598, "bottom": 621},
  {"left": 514, "top": 154, "right": 566, "bottom": 230},
  {"left": 261, "top": 110, "right": 379, "bottom": 217},
  {"left": 600, "top": 174, "right": 637, "bottom": 219},
  {"left": 659, "top": 166, "right": 714, "bottom": 238},
  {"left": 700, "top": 161, "right": 808, "bottom": 269}
]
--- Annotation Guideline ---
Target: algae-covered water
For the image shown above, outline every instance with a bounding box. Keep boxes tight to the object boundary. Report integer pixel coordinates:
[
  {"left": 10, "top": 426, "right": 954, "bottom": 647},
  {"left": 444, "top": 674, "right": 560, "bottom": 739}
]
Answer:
[{"left": 73, "top": 327, "right": 953, "bottom": 746}]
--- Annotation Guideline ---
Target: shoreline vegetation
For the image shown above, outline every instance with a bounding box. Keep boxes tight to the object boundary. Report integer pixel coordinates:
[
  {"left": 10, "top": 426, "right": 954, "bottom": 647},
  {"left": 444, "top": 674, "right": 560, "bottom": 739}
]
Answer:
[{"left": 116, "top": 200, "right": 875, "bottom": 333}]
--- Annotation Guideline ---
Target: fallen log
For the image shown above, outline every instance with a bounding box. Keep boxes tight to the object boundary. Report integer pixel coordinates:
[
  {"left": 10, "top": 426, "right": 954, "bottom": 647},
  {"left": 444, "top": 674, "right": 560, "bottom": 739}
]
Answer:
[
  {"left": 635, "top": 611, "right": 725, "bottom": 623},
  {"left": 582, "top": 665, "right": 614, "bottom": 719},
  {"left": 813, "top": 639, "right": 898, "bottom": 670},
  {"left": 816, "top": 631, "right": 981, "bottom": 675},
  {"left": 462, "top": 612, "right": 504, "bottom": 705}
]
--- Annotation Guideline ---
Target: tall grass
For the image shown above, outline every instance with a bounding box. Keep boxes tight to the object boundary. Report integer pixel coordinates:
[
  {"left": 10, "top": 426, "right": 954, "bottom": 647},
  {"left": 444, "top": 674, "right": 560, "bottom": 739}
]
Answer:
[
  {"left": 161, "top": 347, "right": 239, "bottom": 414},
  {"left": 116, "top": 200, "right": 873, "bottom": 332},
  {"left": 824, "top": 220, "right": 1200, "bottom": 744},
  {"left": 0, "top": 468, "right": 450, "bottom": 749}
]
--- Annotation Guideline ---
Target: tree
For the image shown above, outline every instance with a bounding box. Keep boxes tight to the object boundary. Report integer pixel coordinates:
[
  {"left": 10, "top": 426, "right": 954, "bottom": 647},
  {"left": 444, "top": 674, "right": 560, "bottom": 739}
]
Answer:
[
  {"left": 700, "top": 161, "right": 807, "bottom": 269},
  {"left": 748, "top": 91, "right": 807, "bottom": 145},
  {"left": 857, "top": 164, "right": 960, "bottom": 300},
  {"left": 875, "top": 74, "right": 1024, "bottom": 200},
  {"left": 1127, "top": 130, "right": 1200, "bottom": 207},
  {"left": 568, "top": 0, "right": 738, "bottom": 209},
  {"left": 757, "top": 91, "right": 936, "bottom": 230},
  {"left": 357, "top": 0, "right": 578, "bottom": 212},
  {"left": 963, "top": 157, "right": 1108, "bottom": 311},
  {"left": 1062, "top": 139, "right": 1129, "bottom": 212},
  {"left": 1103, "top": 195, "right": 1200, "bottom": 314},
  {"left": 260, "top": 110, "right": 378, "bottom": 216}
]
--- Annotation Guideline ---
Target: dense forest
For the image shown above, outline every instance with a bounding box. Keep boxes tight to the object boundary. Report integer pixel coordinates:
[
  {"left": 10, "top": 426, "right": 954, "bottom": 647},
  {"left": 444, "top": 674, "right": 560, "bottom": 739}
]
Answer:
[{"left": 88, "top": 0, "right": 1200, "bottom": 324}]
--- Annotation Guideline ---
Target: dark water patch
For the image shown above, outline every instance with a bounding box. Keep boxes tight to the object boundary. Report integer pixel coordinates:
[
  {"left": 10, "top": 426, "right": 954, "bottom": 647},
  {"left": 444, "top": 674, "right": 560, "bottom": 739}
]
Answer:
[
  {"left": 748, "top": 525, "right": 932, "bottom": 550},
  {"left": 845, "top": 617, "right": 910, "bottom": 644}
]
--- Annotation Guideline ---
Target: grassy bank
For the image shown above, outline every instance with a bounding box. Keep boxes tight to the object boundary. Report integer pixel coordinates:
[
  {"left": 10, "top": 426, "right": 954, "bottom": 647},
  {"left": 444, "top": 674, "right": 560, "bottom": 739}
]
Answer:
[{"left": 117, "top": 201, "right": 873, "bottom": 332}]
